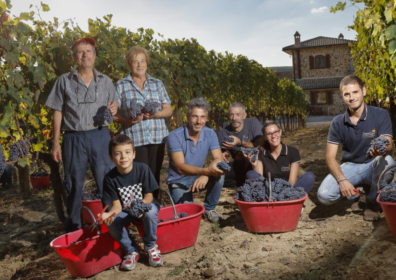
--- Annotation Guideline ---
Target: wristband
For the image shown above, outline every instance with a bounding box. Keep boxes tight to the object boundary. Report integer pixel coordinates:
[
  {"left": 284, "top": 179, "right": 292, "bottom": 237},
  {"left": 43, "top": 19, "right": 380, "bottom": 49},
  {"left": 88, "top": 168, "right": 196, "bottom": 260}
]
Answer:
[
  {"left": 337, "top": 179, "right": 347, "bottom": 184},
  {"left": 237, "top": 138, "right": 243, "bottom": 147}
]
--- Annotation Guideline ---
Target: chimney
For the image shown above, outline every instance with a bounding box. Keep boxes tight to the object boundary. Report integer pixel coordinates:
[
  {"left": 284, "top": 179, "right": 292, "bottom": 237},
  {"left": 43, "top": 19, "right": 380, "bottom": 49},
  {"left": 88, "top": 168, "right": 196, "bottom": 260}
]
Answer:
[
  {"left": 294, "top": 31, "right": 301, "bottom": 45},
  {"left": 338, "top": 33, "right": 344, "bottom": 39}
]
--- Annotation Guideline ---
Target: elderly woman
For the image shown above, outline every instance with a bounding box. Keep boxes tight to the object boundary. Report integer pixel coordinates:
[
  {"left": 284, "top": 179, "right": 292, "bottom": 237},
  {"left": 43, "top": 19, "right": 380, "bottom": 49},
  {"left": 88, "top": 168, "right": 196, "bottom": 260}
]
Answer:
[
  {"left": 244, "top": 121, "right": 315, "bottom": 194},
  {"left": 113, "top": 46, "right": 173, "bottom": 198}
]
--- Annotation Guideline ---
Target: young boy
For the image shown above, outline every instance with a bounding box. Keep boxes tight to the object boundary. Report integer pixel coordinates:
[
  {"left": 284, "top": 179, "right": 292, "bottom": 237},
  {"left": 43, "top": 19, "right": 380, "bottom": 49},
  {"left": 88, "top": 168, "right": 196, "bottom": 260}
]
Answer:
[{"left": 100, "top": 134, "right": 163, "bottom": 271}]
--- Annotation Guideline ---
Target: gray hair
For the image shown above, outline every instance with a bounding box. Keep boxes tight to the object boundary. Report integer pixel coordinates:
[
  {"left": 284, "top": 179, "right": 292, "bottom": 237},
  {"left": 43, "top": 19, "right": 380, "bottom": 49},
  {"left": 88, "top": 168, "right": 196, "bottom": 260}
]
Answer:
[
  {"left": 188, "top": 97, "right": 210, "bottom": 115},
  {"left": 72, "top": 41, "right": 96, "bottom": 56},
  {"left": 229, "top": 102, "right": 245, "bottom": 114}
]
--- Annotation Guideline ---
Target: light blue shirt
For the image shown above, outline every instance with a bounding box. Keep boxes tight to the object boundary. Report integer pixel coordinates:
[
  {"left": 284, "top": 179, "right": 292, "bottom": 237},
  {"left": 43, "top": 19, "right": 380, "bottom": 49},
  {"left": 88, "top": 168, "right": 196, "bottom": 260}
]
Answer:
[{"left": 166, "top": 125, "right": 220, "bottom": 182}]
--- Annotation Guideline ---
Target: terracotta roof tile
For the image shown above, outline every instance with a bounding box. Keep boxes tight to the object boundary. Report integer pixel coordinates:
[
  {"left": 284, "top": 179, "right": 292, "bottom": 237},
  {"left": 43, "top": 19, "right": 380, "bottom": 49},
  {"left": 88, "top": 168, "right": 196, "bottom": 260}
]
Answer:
[
  {"left": 283, "top": 36, "right": 356, "bottom": 52},
  {"left": 294, "top": 76, "right": 344, "bottom": 90}
]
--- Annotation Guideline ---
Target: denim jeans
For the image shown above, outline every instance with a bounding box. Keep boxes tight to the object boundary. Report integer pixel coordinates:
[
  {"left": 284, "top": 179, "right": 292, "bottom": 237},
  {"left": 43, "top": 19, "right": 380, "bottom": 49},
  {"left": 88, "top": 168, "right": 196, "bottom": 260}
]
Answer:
[
  {"left": 107, "top": 203, "right": 158, "bottom": 254},
  {"left": 317, "top": 155, "right": 395, "bottom": 205},
  {"left": 167, "top": 175, "right": 225, "bottom": 210}
]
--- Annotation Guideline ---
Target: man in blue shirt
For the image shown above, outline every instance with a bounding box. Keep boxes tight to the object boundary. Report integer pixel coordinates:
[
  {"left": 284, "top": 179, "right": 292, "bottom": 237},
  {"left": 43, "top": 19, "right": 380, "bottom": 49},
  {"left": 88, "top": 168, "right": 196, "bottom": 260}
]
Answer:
[
  {"left": 317, "top": 75, "right": 395, "bottom": 220},
  {"left": 166, "top": 97, "right": 226, "bottom": 222}
]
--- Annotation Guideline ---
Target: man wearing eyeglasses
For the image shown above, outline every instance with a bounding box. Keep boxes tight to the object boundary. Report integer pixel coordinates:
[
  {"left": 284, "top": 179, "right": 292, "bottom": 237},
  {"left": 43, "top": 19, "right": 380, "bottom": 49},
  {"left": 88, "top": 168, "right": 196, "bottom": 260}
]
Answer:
[
  {"left": 217, "top": 102, "right": 262, "bottom": 188},
  {"left": 45, "top": 37, "right": 117, "bottom": 233}
]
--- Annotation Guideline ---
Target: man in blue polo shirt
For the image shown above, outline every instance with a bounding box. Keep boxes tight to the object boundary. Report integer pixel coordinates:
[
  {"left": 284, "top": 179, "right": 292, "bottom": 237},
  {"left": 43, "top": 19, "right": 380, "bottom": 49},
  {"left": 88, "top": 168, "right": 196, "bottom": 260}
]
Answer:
[
  {"left": 166, "top": 97, "right": 226, "bottom": 223},
  {"left": 317, "top": 75, "right": 395, "bottom": 220}
]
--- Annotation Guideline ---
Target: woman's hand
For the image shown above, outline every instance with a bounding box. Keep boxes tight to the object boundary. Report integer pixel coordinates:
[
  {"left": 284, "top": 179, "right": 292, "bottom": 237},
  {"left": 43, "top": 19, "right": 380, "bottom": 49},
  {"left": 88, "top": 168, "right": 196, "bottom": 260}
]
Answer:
[
  {"left": 142, "top": 110, "right": 158, "bottom": 120},
  {"left": 242, "top": 151, "right": 259, "bottom": 167}
]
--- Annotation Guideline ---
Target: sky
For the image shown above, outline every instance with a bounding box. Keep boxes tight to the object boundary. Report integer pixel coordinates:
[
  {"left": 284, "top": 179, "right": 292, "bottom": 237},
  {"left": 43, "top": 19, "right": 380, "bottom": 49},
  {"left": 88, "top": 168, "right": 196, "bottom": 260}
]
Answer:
[{"left": 13, "top": 0, "right": 364, "bottom": 67}]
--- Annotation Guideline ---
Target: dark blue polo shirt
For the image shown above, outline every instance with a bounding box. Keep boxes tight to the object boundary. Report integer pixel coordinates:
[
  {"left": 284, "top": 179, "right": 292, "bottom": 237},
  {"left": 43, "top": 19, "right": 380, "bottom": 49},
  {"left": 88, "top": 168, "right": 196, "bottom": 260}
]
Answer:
[{"left": 327, "top": 104, "right": 392, "bottom": 164}]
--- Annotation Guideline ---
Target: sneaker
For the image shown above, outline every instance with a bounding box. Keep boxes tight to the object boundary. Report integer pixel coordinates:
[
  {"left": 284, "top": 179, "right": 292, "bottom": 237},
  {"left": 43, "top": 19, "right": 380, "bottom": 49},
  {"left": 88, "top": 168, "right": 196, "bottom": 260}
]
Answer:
[
  {"left": 120, "top": 251, "right": 139, "bottom": 271},
  {"left": 204, "top": 209, "right": 223, "bottom": 223},
  {"left": 145, "top": 244, "right": 163, "bottom": 267}
]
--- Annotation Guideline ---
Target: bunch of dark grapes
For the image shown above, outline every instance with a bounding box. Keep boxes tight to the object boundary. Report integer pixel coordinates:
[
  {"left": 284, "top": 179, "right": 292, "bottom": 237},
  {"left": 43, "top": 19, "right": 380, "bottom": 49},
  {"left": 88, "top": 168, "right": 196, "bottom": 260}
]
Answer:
[
  {"left": 234, "top": 176, "right": 305, "bottom": 202},
  {"left": 216, "top": 161, "right": 231, "bottom": 172},
  {"left": 30, "top": 171, "right": 49, "bottom": 178},
  {"left": 158, "top": 219, "right": 165, "bottom": 223},
  {"left": 142, "top": 100, "right": 161, "bottom": 115},
  {"left": 379, "top": 182, "right": 396, "bottom": 203},
  {"left": 126, "top": 199, "right": 152, "bottom": 217},
  {"left": 93, "top": 108, "right": 113, "bottom": 125},
  {"left": 167, "top": 212, "right": 188, "bottom": 221},
  {"left": 240, "top": 147, "right": 259, "bottom": 162},
  {"left": 0, "top": 144, "right": 5, "bottom": 178},
  {"left": 82, "top": 188, "right": 101, "bottom": 201},
  {"left": 8, "top": 140, "right": 30, "bottom": 161},
  {"left": 366, "top": 136, "right": 390, "bottom": 158},
  {"left": 221, "top": 136, "right": 234, "bottom": 143},
  {"left": 129, "top": 99, "right": 144, "bottom": 119}
]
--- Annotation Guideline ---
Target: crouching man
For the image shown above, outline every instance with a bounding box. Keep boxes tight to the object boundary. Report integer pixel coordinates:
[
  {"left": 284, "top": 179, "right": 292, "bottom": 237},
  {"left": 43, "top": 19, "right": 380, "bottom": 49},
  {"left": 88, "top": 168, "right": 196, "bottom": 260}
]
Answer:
[
  {"left": 166, "top": 97, "right": 226, "bottom": 222},
  {"left": 317, "top": 75, "right": 395, "bottom": 220}
]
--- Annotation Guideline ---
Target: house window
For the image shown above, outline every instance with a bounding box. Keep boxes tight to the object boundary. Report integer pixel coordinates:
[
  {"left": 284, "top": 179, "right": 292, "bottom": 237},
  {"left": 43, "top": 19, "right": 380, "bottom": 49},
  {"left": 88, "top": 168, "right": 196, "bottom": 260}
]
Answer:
[
  {"left": 310, "top": 91, "right": 333, "bottom": 105},
  {"left": 316, "top": 92, "right": 328, "bottom": 104},
  {"left": 315, "top": 55, "right": 325, "bottom": 69}
]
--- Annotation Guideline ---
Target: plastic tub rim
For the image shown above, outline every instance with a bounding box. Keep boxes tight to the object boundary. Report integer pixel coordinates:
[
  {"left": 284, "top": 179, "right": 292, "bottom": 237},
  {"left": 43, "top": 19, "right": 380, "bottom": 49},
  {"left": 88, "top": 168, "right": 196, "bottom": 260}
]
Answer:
[
  {"left": 376, "top": 195, "right": 396, "bottom": 206},
  {"left": 50, "top": 227, "right": 105, "bottom": 249},
  {"left": 233, "top": 193, "right": 308, "bottom": 205},
  {"left": 134, "top": 203, "right": 205, "bottom": 226}
]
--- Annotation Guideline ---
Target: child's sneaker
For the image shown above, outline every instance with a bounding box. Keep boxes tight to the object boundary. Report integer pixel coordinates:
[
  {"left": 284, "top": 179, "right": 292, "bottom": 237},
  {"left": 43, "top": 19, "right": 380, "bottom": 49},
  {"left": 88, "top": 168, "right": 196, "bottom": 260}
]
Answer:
[
  {"left": 145, "top": 244, "right": 163, "bottom": 267},
  {"left": 120, "top": 251, "right": 139, "bottom": 271}
]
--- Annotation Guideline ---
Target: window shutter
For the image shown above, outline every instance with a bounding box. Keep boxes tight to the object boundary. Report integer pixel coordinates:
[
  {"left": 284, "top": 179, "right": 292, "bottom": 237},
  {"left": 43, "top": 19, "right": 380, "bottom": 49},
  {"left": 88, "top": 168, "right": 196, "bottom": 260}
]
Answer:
[
  {"left": 325, "top": 54, "right": 331, "bottom": 68},
  {"left": 327, "top": 92, "right": 333, "bottom": 104},
  {"left": 309, "top": 56, "right": 314, "bottom": 69},
  {"left": 310, "top": 92, "right": 316, "bottom": 105}
]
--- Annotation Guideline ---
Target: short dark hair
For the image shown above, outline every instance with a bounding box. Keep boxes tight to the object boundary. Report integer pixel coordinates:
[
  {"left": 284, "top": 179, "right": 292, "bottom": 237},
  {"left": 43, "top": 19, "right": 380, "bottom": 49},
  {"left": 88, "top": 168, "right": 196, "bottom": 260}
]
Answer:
[
  {"left": 339, "top": 75, "right": 364, "bottom": 93},
  {"left": 108, "top": 134, "right": 134, "bottom": 156}
]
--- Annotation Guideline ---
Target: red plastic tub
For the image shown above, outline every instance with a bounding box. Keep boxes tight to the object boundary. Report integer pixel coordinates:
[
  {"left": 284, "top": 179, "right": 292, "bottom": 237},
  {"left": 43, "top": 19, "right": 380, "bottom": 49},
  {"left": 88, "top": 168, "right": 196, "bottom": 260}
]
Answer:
[
  {"left": 377, "top": 195, "right": 396, "bottom": 238},
  {"left": 234, "top": 194, "right": 308, "bottom": 233},
  {"left": 81, "top": 200, "right": 103, "bottom": 224},
  {"left": 50, "top": 225, "right": 124, "bottom": 278},
  {"left": 133, "top": 203, "right": 205, "bottom": 254},
  {"left": 30, "top": 177, "right": 50, "bottom": 189}
]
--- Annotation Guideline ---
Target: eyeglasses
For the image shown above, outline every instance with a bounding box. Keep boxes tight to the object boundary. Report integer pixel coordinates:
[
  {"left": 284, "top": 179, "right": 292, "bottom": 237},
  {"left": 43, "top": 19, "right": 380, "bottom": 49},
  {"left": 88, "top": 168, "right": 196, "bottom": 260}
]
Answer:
[{"left": 266, "top": 130, "right": 280, "bottom": 137}]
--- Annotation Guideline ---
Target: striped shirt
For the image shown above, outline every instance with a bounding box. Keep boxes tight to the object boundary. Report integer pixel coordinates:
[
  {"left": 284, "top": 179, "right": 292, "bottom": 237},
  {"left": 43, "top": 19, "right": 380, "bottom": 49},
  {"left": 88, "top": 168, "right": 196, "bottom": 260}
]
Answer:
[
  {"left": 115, "top": 73, "right": 171, "bottom": 147},
  {"left": 45, "top": 68, "right": 116, "bottom": 131}
]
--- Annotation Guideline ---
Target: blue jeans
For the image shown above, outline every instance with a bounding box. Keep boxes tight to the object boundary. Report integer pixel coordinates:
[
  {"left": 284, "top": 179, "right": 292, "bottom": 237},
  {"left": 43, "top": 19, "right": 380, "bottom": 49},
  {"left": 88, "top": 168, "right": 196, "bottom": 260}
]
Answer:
[
  {"left": 107, "top": 203, "right": 158, "bottom": 254},
  {"left": 167, "top": 175, "right": 225, "bottom": 210},
  {"left": 317, "top": 156, "right": 395, "bottom": 205}
]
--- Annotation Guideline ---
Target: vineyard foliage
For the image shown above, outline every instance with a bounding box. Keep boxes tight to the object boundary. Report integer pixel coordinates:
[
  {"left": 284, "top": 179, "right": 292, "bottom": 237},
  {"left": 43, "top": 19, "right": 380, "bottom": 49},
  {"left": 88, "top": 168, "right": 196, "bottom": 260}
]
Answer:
[
  {"left": 0, "top": 0, "right": 307, "bottom": 166},
  {"left": 331, "top": 0, "right": 396, "bottom": 132}
]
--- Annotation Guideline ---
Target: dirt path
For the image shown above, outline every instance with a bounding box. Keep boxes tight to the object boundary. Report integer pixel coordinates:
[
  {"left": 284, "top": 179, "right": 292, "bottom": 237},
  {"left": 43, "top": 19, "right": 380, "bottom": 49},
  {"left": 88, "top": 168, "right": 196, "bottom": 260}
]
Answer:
[{"left": 1, "top": 126, "right": 396, "bottom": 280}]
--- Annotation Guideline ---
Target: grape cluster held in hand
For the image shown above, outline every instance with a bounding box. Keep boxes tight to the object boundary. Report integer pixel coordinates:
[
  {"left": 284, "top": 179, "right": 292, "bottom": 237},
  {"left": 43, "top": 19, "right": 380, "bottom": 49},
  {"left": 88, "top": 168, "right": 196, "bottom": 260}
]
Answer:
[
  {"left": 216, "top": 161, "right": 231, "bottom": 172},
  {"left": 126, "top": 199, "right": 152, "bottom": 217},
  {"left": 366, "top": 136, "right": 390, "bottom": 158},
  {"left": 240, "top": 147, "right": 259, "bottom": 162},
  {"left": 93, "top": 108, "right": 113, "bottom": 125}
]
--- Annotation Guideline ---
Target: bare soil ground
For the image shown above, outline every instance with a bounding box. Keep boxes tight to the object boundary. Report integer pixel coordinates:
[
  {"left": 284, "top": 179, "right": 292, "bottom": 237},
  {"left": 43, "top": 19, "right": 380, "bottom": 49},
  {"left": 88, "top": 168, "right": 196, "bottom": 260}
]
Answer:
[{"left": 1, "top": 126, "right": 396, "bottom": 280}]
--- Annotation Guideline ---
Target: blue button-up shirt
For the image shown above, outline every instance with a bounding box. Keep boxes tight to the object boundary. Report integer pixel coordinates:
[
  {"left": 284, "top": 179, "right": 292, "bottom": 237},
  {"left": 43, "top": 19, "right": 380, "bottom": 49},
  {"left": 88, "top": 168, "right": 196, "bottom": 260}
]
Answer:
[
  {"left": 327, "top": 104, "right": 393, "bottom": 164},
  {"left": 115, "top": 73, "right": 171, "bottom": 147},
  {"left": 166, "top": 125, "right": 221, "bottom": 182}
]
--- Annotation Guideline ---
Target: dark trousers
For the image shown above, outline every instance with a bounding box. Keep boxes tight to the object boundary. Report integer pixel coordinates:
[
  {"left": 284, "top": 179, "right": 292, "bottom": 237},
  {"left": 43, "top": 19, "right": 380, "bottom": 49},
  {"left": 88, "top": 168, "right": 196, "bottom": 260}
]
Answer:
[
  {"left": 62, "top": 127, "right": 115, "bottom": 233},
  {"left": 134, "top": 143, "right": 165, "bottom": 199},
  {"left": 224, "top": 160, "right": 252, "bottom": 189}
]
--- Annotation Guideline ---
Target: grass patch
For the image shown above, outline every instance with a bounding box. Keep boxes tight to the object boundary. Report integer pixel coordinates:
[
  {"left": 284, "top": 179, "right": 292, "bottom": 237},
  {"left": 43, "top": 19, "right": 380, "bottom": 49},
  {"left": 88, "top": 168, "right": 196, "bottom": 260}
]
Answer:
[
  {"left": 166, "top": 263, "right": 186, "bottom": 277},
  {"left": 211, "top": 221, "right": 222, "bottom": 234}
]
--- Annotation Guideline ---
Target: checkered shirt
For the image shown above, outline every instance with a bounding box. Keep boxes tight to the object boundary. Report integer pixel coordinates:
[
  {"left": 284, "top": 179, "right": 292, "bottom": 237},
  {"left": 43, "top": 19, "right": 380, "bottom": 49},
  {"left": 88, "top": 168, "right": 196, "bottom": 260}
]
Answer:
[
  {"left": 115, "top": 73, "right": 171, "bottom": 147},
  {"left": 118, "top": 183, "right": 143, "bottom": 209}
]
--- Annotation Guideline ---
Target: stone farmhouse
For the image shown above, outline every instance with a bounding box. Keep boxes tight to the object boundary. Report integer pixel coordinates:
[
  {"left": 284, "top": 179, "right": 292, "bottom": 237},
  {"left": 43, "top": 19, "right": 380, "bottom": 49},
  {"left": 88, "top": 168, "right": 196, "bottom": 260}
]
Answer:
[{"left": 278, "top": 32, "right": 356, "bottom": 115}]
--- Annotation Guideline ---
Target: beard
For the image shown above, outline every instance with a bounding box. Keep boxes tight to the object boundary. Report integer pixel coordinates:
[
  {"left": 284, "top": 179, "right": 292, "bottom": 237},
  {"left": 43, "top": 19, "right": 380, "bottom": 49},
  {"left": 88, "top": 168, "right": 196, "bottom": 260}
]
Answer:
[
  {"left": 231, "top": 120, "right": 241, "bottom": 127},
  {"left": 191, "top": 123, "right": 203, "bottom": 132}
]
